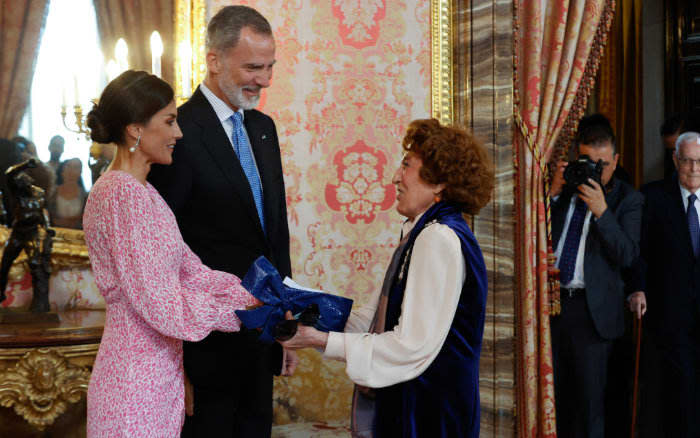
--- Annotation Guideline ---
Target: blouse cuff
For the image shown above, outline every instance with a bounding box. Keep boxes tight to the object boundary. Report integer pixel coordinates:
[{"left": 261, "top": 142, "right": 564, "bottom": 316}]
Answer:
[{"left": 322, "top": 331, "right": 346, "bottom": 361}]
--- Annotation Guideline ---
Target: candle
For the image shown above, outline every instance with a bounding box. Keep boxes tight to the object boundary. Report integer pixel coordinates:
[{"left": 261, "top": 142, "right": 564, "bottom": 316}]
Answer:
[
  {"left": 150, "top": 31, "right": 163, "bottom": 77},
  {"left": 73, "top": 74, "right": 80, "bottom": 104},
  {"left": 115, "top": 38, "right": 129, "bottom": 72},
  {"left": 61, "top": 86, "right": 67, "bottom": 108}
]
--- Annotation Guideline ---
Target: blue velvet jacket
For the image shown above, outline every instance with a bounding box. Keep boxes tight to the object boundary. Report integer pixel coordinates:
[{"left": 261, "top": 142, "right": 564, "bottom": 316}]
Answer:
[{"left": 373, "top": 202, "right": 488, "bottom": 438}]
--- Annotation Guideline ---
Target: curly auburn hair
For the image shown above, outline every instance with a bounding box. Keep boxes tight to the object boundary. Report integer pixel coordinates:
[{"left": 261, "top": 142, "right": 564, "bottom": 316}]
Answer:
[{"left": 402, "top": 118, "right": 494, "bottom": 215}]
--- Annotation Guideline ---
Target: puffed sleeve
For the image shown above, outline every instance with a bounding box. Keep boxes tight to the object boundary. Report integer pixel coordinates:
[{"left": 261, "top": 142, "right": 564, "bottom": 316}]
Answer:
[
  {"left": 103, "top": 179, "right": 257, "bottom": 341},
  {"left": 323, "top": 224, "right": 466, "bottom": 388}
]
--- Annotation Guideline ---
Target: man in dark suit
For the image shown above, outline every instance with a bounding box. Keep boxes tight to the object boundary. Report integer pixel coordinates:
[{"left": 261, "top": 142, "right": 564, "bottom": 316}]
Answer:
[
  {"left": 640, "top": 131, "right": 700, "bottom": 437},
  {"left": 549, "top": 114, "right": 643, "bottom": 438},
  {"left": 148, "top": 5, "right": 297, "bottom": 437}
]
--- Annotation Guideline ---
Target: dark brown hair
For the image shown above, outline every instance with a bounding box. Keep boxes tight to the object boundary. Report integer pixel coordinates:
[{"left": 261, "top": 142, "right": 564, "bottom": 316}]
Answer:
[
  {"left": 87, "top": 70, "right": 173, "bottom": 146},
  {"left": 402, "top": 119, "right": 494, "bottom": 215}
]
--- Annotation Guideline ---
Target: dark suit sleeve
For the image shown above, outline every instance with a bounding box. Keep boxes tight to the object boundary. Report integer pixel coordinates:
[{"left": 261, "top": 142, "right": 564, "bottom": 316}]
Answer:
[{"left": 592, "top": 190, "right": 644, "bottom": 269}]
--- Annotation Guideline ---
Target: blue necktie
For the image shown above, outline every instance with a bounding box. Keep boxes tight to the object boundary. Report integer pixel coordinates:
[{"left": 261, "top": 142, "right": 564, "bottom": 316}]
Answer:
[
  {"left": 558, "top": 198, "right": 588, "bottom": 285},
  {"left": 230, "top": 112, "right": 265, "bottom": 233},
  {"left": 688, "top": 194, "right": 699, "bottom": 258}
]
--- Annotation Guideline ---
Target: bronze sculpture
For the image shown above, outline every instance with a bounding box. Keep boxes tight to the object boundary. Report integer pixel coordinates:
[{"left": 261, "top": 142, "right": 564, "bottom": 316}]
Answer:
[{"left": 0, "top": 158, "right": 55, "bottom": 312}]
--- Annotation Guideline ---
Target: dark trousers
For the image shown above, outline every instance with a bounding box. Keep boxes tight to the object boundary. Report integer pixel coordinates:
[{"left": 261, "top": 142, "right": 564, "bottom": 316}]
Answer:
[
  {"left": 655, "top": 330, "right": 700, "bottom": 438},
  {"left": 180, "top": 331, "right": 276, "bottom": 438},
  {"left": 551, "top": 293, "right": 612, "bottom": 438}
]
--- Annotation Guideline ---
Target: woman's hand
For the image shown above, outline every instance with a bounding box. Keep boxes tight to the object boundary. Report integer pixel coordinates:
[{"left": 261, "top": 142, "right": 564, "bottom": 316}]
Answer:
[{"left": 278, "top": 310, "right": 329, "bottom": 350}]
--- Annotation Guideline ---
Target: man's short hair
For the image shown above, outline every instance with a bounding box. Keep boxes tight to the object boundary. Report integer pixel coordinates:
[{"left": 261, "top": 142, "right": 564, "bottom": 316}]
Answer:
[
  {"left": 675, "top": 131, "right": 700, "bottom": 154},
  {"left": 49, "top": 135, "right": 65, "bottom": 147},
  {"left": 206, "top": 5, "right": 272, "bottom": 52},
  {"left": 576, "top": 113, "right": 616, "bottom": 154}
]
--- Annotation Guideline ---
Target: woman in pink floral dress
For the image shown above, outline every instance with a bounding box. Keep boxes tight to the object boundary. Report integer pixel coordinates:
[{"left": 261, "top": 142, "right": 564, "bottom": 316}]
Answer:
[{"left": 83, "top": 70, "right": 258, "bottom": 437}]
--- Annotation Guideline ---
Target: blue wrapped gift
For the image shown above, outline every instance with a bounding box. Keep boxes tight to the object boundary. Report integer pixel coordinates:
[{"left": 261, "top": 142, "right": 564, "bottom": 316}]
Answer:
[{"left": 235, "top": 256, "right": 354, "bottom": 343}]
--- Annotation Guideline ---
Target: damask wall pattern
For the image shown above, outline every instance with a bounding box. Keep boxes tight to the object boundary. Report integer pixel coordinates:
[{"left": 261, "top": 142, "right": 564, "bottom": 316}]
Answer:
[{"left": 208, "top": 0, "right": 432, "bottom": 424}]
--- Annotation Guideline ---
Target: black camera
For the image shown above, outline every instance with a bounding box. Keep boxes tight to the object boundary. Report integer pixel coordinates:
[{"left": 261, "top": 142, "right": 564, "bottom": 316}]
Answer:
[{"left": 563, "top": 155, "right": 603, "bottom": 191}]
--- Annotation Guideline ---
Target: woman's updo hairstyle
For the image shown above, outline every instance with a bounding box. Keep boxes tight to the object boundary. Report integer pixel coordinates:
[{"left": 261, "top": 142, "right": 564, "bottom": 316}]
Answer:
[
  {"left": 402, "top": 118, "right": 494, "bottom": 215},
  {"left": 87, "top": 70, "right": 174, "bottom": 145}
]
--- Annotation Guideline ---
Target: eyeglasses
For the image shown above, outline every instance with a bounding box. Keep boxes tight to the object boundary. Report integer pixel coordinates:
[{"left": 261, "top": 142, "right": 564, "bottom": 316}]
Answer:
[{"left": 677, "top": 156, "right": 700, "bottom": 167}]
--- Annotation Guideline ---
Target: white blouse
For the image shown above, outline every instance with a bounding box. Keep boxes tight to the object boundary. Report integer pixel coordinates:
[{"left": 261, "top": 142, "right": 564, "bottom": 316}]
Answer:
[{"left": 323, "top": 216, "right": 467, "bottom": 388}]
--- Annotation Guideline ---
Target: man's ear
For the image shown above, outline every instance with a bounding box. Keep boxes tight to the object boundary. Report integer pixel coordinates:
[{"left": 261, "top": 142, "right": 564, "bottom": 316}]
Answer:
[{"left": 206, "top": 50, "right": 220, "bottom": 75}]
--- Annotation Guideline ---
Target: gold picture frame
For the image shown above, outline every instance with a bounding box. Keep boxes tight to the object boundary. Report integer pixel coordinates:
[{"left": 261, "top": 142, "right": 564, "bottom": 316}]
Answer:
[{"left": 174, "top": 0, "right": 454, "bottom": 123}]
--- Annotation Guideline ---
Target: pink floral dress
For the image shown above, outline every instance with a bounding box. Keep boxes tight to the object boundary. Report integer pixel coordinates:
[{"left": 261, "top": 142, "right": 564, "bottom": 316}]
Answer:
[{"left": 83, "top": 171, "right": 257, "bottom": 437}]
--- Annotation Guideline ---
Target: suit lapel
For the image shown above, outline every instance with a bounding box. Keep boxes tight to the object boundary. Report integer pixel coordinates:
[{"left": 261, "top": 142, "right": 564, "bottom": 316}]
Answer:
[
  {"left": 663, "top": 177, "right": 695, "bottom": 258},
  {"left": 189, "top": 88, "right": 264, "bottom": 237}
]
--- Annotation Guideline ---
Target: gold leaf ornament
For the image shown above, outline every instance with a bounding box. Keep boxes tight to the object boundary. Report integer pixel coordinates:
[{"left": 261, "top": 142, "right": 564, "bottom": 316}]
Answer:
[{"left": 0, "top": 348, "right": 90, "bottom": 429}]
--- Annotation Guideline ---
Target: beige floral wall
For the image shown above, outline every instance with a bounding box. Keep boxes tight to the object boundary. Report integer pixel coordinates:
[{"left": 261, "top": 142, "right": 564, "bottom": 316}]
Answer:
[{"left": 207, "top": 0, "right": 432, "bottom": 424}]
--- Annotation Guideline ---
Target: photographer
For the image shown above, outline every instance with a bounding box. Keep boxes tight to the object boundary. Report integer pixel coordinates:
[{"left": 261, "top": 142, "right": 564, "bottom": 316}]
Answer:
[{"left": 549, "top": 113, "right": 643, "bottom": 438}]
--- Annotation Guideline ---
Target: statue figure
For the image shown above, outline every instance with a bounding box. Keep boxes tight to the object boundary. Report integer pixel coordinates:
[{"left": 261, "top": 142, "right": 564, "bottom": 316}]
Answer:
[{"left": 0, "top": 158, "right": 55, "bottom": 312}]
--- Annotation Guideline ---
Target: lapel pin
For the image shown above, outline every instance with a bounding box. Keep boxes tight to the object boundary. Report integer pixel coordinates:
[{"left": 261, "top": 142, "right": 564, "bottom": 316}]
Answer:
[{"left": 262, "top": 134, "right": 267, "bottom": 140}]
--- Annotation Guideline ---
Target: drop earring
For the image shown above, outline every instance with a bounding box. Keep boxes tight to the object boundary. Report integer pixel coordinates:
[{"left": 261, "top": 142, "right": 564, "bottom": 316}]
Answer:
[
  {"left": 129, "top": 134, "right": 141, "bottom": 153},
  {"left": 434, "top": 194, "right": 441, "bottom": 203}
]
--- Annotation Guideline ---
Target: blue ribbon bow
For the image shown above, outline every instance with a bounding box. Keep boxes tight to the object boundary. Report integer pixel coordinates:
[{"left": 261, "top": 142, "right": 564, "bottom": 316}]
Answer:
[{"left": 235, "top": 256, "right": 354, "bottom": 343}]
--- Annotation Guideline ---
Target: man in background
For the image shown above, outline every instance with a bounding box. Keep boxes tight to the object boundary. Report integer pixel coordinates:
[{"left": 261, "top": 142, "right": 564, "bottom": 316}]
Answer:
[
  {"left": 640, "top": 131, "right": 700, "bottom": 437},
  {"left": 46, "top": 135, "right": 64, "bottom": 173},
  {"left": 549, "top": 114, "right": 643, "bottom": 437}
]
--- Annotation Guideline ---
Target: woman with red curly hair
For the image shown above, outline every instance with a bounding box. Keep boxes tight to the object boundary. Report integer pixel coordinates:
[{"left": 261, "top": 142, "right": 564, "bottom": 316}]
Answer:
[{"left": 282, "top": 118, "right": 494, "bottom": 437}]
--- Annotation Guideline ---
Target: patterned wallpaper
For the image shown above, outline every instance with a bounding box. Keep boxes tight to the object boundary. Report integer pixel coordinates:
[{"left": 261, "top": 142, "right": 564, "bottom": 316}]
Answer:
[{"left": 207, "top": 0, "right": 432, "bottom": 424}]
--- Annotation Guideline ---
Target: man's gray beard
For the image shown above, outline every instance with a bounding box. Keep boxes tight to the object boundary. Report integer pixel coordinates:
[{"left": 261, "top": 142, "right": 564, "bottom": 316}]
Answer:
[{"left": 221, "top": 81, "right": 259, "bottom": 110}]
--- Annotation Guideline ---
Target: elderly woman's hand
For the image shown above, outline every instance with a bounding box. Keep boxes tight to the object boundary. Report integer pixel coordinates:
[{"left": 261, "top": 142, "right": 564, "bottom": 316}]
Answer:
[{"left": 278, "top": 310, "right": 329, "bottom": 350}]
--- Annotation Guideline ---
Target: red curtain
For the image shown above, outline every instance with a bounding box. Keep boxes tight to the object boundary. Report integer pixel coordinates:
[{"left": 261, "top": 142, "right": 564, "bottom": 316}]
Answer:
[
  {"left": 514, "top": 0, "right": 615, "bottom": 435},
  {"left": 0, "top": 1, "right": 50, "bottom": 138}
]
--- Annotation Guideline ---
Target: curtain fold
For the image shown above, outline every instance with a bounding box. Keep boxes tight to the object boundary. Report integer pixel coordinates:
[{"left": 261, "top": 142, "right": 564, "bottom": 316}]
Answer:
[
  {"left": 0, "top": 1, "right": 50, "bottom": 138},
  {"left": 597, "top": 0, "right": 643, "bottom": 186},
  {"left": 93, "top": 0, "right": 175, "bottom": 86},
  {"left": 514, "top": 0, "right": 615, "bottom": 436}
]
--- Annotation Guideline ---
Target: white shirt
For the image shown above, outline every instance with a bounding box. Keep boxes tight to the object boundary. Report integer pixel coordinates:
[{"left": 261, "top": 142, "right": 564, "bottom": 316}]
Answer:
[
  {"left": 554, "top": 195, "right": 593, "bottom": 289},
  {"left": 323, "top": 214, "right": 467, "bottom": 388},
  {"left": 679, "top": 184, "right": 700, "bottom": 227},
  {"left": 199, "top": 83, "right": 262, "bottom": 178}
]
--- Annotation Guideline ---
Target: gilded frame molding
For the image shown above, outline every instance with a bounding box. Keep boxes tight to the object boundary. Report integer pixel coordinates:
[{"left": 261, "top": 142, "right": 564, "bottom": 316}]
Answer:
[
  {"left": 431, "top": 0, "right": 454, "bottom": 126},
  {"left": 174, "top": 0, "right": 454, "bottom": 124}
]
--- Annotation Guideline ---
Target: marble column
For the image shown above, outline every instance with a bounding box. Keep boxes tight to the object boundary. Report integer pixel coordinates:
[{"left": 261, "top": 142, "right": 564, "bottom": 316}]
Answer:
[{"left": 454, "top": 1, "right": 515, "bottom": 437}]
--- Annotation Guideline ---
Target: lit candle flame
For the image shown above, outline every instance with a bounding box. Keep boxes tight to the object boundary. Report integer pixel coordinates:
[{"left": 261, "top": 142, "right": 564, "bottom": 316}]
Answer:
[
  {"left": 150, "top": 31, "right": 163, "bottom": 78},
  {"left": 115, "top": 38, "right": 129, "bottom": 72}
]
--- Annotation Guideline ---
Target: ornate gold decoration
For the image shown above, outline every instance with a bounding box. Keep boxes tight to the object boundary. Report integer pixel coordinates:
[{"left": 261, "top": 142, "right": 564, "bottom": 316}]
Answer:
[
  {"left": 431, "top": 0, "right": 453, "bottom": 126},
  {"left": 175, "top": 0, "right": 207, "bottom": 106},
  {"left": 0, "top": 226, "right": 90, "bottom": 276},
  {"left": 0, "top": 348, "right": 90, "bottom": 430}
]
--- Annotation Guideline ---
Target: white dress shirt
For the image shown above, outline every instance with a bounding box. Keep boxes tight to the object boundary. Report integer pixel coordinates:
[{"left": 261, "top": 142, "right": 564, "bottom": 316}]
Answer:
[
  {"left": 679, "top": 184, "right": 700, "bottom": 227},
  {"left": 323, "top": 213, "right": 467, "bottom": 388},
  {"left": 199, "top": 83, "right": 262, "bottom": 180},
  {"left": 554, "top": 195, "right": 593, "bottom": 289}
]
